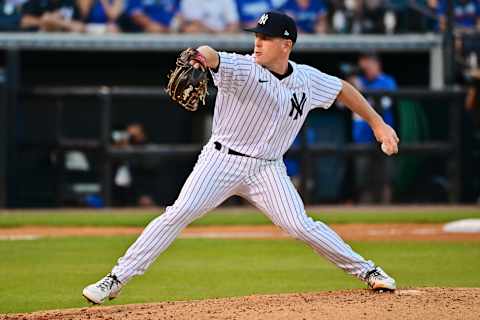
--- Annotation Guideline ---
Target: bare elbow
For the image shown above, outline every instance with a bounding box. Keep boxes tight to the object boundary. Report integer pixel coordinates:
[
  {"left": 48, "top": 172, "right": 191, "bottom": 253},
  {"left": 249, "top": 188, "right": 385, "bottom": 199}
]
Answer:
[{"left": 337, "top": 80, "right": 350, "bottom": 104}]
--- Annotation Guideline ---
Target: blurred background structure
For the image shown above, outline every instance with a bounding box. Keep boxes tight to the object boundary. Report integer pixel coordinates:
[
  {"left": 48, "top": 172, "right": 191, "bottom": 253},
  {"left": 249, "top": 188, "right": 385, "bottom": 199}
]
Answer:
[{"left": 0, "top": 0, "right": 479, "bottom": 208}]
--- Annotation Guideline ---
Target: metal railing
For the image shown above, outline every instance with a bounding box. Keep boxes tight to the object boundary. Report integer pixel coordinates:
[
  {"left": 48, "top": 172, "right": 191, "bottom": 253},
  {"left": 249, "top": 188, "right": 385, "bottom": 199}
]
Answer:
[{"left": 11, "top": 85, "right": 463, "bottom": 207}]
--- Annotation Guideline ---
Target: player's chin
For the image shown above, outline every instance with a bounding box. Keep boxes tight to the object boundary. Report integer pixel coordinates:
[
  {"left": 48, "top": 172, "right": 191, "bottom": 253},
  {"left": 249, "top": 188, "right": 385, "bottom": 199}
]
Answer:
[{"left": 254, "top": 55, "right": 266, "bottom": 66}]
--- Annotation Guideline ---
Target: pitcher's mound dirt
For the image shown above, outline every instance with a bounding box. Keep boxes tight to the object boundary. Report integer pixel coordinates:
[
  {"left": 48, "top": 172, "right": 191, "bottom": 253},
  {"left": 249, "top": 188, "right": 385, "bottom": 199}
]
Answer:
[
  {"left": 2, "top": 224, "right": 480, "bottom": 241},
  {"left": 3, "top": 288, "right": 479, "bottom": 320}
]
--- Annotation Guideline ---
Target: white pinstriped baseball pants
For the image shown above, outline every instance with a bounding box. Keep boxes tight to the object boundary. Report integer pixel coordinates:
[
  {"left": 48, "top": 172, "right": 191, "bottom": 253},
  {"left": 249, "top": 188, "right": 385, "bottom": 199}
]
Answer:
[{"left": 112, "top": 140, "right": 375, "bottom": 283}]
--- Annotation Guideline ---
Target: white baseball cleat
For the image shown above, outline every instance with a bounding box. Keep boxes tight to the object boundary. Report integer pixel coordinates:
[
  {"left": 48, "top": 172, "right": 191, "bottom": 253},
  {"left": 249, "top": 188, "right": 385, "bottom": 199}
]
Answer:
[
  {"left": 82, "top": 273, "right": 123, "bottom": 304},
  {"left": 365, "top": 267, "right": 396, "bottom": 292}
]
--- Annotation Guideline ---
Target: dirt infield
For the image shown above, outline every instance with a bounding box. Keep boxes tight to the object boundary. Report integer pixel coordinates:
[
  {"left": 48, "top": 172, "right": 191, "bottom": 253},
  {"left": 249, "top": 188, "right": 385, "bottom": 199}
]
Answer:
[
  {"left": 1, "top": 223, "right": 480, "bottom": 241},
  {"left": 4, "top": 204, "right": 479, "bottom": 214},
  {"left": 2, "top": 288, "right": 479, "bottom": 320}
]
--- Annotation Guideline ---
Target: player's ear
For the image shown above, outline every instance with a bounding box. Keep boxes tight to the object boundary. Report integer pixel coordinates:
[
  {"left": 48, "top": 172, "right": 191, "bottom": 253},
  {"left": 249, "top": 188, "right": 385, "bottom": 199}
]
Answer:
[
  {"left": 282, "top": 39, "right": 292, "bottom": 52},
  {"left": 286, "top": 39, "right": 293, "bottom": 52}
]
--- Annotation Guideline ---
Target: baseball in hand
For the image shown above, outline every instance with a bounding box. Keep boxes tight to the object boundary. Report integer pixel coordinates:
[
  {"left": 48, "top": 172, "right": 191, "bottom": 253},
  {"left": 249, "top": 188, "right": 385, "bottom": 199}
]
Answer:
[{"left": 381, "top": 143, "right": 392, "bottom": 155}]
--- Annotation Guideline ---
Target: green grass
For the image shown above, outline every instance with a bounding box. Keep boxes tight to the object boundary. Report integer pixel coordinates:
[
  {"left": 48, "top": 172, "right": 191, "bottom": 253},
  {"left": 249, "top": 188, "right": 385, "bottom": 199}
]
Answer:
[
  {"left": 1, "top": 237, "right": 479, "bottom": 314},
  {"left": 1, "top": 209, "right": 480, "bottom": 228}
]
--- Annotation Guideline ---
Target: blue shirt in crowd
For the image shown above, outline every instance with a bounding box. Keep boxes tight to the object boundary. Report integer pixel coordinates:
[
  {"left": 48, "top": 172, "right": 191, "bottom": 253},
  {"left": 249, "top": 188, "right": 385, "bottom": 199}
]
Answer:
[
  {"left": 284, "top": 127, "right": 316, "bottom": 177},
  {"left": 86, "top": 0, "right": 111, "bottom": 23},
  {"left": 438, "top": 0, "right": 480, "bottom": 29},
  {"left": 126, "top": 0, "right": 178, "bottom": 27},
  {"left": 235, "top": 0, "right": 273, "bottom": 26},
  {"left": 279, "top": 0, "right": 326, "bottom": 33},
  {"left": 353, "top": 73, "right": 397, "bottom": 143}
]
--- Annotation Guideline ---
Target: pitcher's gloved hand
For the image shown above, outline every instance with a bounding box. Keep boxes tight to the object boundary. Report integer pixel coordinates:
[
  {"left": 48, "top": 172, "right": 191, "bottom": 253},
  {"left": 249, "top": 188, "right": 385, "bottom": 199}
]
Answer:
[{"left": 166, "top": 48, "right": 209, "bottom": 111}]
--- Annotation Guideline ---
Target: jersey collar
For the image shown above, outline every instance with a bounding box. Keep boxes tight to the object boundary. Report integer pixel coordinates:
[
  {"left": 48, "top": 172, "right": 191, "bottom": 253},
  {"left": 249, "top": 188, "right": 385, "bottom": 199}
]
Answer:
[{"left": 268, "top": 62, "right": 293, "bottom": 80}]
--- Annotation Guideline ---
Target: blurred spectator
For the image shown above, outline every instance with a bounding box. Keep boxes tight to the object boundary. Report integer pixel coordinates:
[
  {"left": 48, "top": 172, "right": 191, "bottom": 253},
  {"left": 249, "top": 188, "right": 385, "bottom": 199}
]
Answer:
[
  {"left": 284, "top": 128, "right": 315, "bottom": 190},
  {"left": 20, "top": 0, "right": 85, "bottom": 32},
  {"left": 236, "top": 0, "right": 273, "bottom": 28},
  {"left": 463, "top": 64, "right": 480, "bottom": 204},
  {"left": 466, "top": 67, "right": 480, "bottom": 126},
  {"left": 112, "top": 123, "right": 157, "bottom": 207},
  {"left": 394, "top": 0, "right": 439, "bottom": 33},
  {"left": 76, "top": 0, "right": 124, "bottom": 33},
  {"left": 420, "top": 0, "right": 440, "bottom": 31},
  {"left": 124, "top": 0, "right": 179, "bottom": 33},
  {"left": 0, "top": 0, "right": 27, "bottom": 31},
  {"left": 428, "top": 0, "right": 439, "bottom": 10},
  {"left": 438, "top": 0, "right": 480, "bottom": 32},
  {"left": 353, "top": 52, "right": 396, "bottom": 144},
  {"left": 179, "top": 0, "right": 239, "bottom": 33},
  {"left": 329, "top": 0, "right": 352, "bottom": 33},
  {"left": 271, "top": 0, "right": 286, "bottom": 7},
  {"left": 350, "top": 52, "right": 397, "bottom": 203},
  {"left": 279, "top": 0, "right": 328, "bottom": 33},
  {"left": 330, "top": 0, "right": 389, "bottom": 34},
  {"left": 358, "top": 0, "right": 388, "bottom": 34},
  {"left": 332, "top": 0, "right": 394, "bottom": 34}
]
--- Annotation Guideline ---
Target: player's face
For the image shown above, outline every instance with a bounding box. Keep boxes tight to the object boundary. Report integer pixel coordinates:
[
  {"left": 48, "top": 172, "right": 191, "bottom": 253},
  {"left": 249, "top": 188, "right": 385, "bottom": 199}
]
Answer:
[
  {"left": 358, "top": 57, "right": 381, "bottom": 80},
  {"left": 254, "top": 34, "right": 291, "bottom": 67}
]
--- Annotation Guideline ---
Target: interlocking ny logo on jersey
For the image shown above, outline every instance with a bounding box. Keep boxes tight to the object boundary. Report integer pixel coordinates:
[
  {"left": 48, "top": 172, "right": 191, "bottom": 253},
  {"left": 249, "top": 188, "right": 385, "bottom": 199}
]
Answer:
[
  {"left": 289, "top": 92, "right": 306, "bottom": 120},
  {"left": 258, "top": 14, "right": 269, "bottom": 25}
]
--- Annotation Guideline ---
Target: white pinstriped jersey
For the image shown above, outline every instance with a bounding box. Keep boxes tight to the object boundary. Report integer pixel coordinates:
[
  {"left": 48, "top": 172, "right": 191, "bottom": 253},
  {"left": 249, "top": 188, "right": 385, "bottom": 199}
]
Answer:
[
  {"left": 210, "top": 52, "right": 343, "bottom": 160},
  {"left": 111, "top": 53, "right": 377, "bottom": 286}
]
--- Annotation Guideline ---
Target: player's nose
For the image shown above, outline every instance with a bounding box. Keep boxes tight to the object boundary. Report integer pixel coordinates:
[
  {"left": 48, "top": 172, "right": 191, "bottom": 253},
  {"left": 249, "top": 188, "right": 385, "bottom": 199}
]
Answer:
[{"left": 254, "top": 37, "right": 263, "bottom": 48}]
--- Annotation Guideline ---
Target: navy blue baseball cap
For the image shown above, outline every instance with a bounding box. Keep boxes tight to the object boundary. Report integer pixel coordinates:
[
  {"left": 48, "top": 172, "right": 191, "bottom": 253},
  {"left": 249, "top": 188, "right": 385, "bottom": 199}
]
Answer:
[{"left": 244, "top": 12, "right": 297, "bottom": 44}]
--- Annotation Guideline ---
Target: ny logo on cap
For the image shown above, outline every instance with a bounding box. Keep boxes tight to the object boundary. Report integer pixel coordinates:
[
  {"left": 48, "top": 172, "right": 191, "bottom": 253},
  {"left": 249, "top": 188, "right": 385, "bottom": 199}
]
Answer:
[
  {"left": 258, "top": 13, "right": 269, "bottom": 25},
  {"left": 284, "top": 30, "right": 289, "bottom": 36}
]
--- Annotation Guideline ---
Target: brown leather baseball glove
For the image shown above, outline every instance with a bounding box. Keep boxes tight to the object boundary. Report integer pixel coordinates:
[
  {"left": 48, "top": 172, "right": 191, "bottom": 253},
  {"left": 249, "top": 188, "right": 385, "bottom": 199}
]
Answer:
[{"left": 166, "top": 48, "right": 209, "bottom": 111}]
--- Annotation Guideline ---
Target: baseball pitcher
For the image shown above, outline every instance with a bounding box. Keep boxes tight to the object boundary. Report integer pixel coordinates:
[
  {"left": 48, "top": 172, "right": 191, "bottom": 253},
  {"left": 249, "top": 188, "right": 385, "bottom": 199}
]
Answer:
[{"left": 83, "top": 11, "right": 399, "bottom": 305}]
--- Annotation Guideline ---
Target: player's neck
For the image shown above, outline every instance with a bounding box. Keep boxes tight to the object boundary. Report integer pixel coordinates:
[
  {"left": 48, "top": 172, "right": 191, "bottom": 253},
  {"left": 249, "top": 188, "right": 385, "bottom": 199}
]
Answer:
[
  {"left": 266, "top": 59, "right": 289, "bottom": 77},
  {"left": 269, "top": 63, "right": 293, "bottom": 80}
]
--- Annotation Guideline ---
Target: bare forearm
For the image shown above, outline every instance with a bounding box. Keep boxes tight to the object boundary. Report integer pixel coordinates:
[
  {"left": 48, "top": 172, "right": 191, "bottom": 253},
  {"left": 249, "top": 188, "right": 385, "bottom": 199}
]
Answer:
[
  {"left": 100, "top": 0, "right": 124, "bottom": 21},
  {"left": 76, "top": 0, "right": 92, "bottom": 19},
  {"left": 20, "top": 15, "right": 41, "bottom": 29},
  {"left": 131, "top": 13, "right": 153, "bottom": 28},
  {"left": 197, "top": 46, "right": 220, "bottom": 69},
  {"left": 182, "top": 21, "right": 213, "bottom": 33},
  {"left": 338, "top": 80, "right": 400, "bottom": 155},
  {"left": 315, "top": 15, "right": 327, "bottom": 33},
  {"left": 439, "top": 16, "right": 446, "bottom": 31},
  {"left": 337, "top": 80, "right": 384, "bottom": 129},
  {"left": 132, "top": 13, "right": 167, "bottom": 32}
]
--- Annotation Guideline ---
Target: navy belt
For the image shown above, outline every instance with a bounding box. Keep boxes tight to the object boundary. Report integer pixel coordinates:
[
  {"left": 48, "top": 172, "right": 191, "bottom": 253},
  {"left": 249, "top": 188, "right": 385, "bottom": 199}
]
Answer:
[{"left": 214, "top": 141, "right": 251, "bottom": 158}]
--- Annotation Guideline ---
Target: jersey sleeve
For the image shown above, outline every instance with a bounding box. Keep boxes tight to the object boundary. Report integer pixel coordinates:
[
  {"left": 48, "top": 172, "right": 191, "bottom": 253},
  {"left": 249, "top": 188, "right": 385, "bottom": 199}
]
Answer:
[
  {"left": 210, "top": 52, "right": 254, "bottom": 90},
  {"left": 310, "top": 70, "right": 343, "bottom": 109}
]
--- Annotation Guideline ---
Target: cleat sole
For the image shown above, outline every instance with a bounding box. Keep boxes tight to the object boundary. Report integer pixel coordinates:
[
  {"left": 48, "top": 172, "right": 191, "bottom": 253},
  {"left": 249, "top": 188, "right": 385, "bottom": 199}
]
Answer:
[
  {"left": 373, "top": 287, "right": 396, "bottom": 293},
  {"left": 82, "top": 293, "right": 101, "bottom": 305}
]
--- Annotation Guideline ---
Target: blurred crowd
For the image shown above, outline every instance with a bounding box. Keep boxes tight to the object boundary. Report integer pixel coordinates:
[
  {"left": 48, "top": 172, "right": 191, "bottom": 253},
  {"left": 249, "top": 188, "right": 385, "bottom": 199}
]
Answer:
[{"left": 0, "top": 0, "right": 478, "bottom": 34}]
